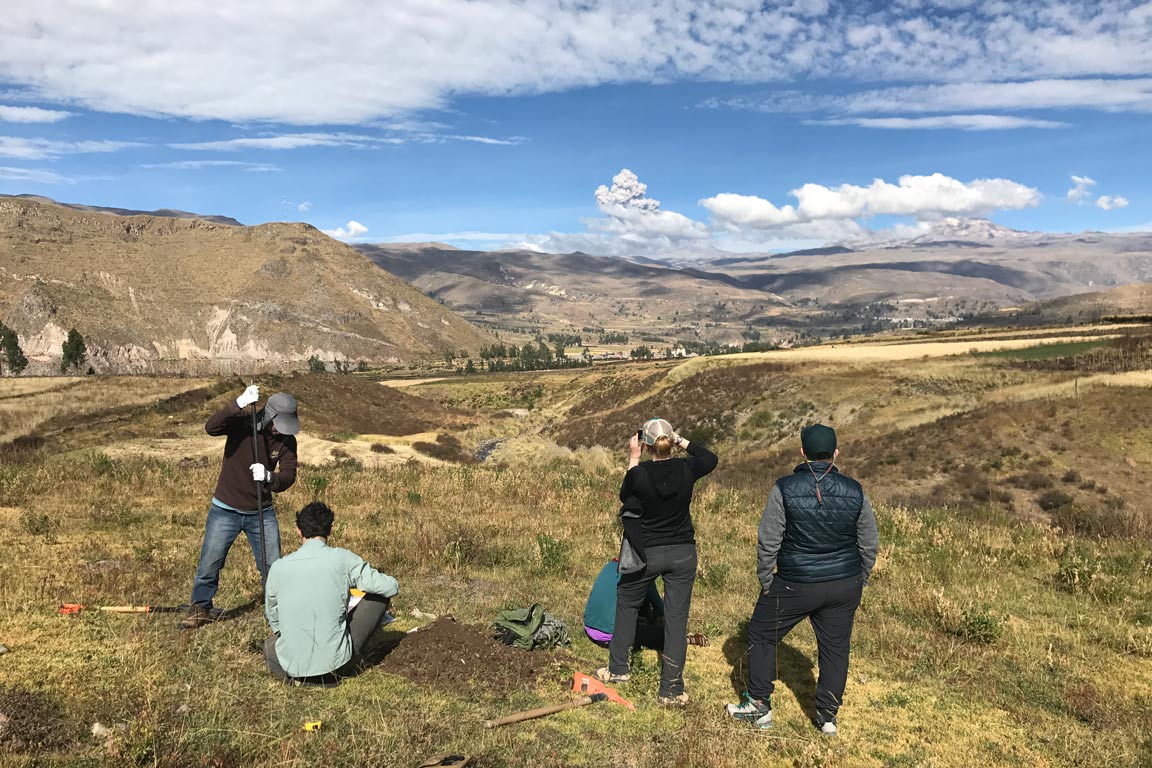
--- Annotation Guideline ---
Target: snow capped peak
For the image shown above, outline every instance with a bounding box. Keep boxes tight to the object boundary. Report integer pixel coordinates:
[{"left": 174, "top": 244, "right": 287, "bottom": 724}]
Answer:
[{"left": 911, "top": 217, "right": 1033, "bottom": 243}]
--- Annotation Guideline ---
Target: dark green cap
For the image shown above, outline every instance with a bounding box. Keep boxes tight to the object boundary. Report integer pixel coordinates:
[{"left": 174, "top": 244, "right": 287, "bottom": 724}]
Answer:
[{"left": 801, "top": 423, "right": 837, "bottom": 459}]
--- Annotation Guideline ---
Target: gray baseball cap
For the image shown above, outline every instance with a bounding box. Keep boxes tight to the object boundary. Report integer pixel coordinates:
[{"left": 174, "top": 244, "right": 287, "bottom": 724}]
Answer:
[
  {"left": 261, "top": 392, "right": 300, "bottom": 435},
  {"left": 640, "top": 418, "right": 675, "bottom": 446}
]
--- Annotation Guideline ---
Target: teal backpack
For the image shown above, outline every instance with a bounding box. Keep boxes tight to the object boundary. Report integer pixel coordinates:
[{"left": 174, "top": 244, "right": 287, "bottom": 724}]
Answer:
[{"left": 492, "top": 604, "right": 571, "bottom": 651}]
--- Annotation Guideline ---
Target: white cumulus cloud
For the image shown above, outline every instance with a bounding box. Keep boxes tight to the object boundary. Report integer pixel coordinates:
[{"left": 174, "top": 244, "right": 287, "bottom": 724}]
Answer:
[
  {"left": 1067, "top": 175, "right": 1128, "bottom": 209},
  {"left": 1096, "top": 195, "right": 1130, "bottom": 210},
  {"left": 322, "top": 220, "right": 369, "bottom": 240},
  {"left": 1066, "top": 175, "right": 1097, "bottom": 202},
  {"left": 701, "top": 173, "right": 1040, "bottom": 229},
  {"left": 298, "top": 201, "right": 312, "bottom": 213}
]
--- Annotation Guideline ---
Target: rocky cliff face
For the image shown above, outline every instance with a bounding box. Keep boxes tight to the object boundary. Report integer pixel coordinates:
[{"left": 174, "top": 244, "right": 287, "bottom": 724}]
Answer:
[{"left": 0, "top": 197, "right": 491, "bottom": 373}]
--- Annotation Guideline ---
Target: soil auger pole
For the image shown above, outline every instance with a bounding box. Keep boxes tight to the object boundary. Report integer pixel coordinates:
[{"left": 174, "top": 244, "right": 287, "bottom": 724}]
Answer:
[{"left": 250, "top": 392, "right": 268, "bottom": 590}]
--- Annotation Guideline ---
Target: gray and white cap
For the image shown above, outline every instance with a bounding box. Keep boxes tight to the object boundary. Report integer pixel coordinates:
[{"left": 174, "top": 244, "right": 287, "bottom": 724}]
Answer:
[
  {"left": 260, "top": 392, "right": 300, "bottom": 435},
  {"left": 640, "top": 418, "right": 675, "bottom": 446}
]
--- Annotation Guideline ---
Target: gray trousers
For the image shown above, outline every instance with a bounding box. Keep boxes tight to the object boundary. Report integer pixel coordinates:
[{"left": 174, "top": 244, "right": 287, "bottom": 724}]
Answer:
[
  {"left": 746, "top": 575, "right": 863, "bottom": 714},
  {"left": 265, "top": 594, "right": 390, "bottom": 682},
  {"left": 608, "top": 543, "right": 697, "bottom": 697}
]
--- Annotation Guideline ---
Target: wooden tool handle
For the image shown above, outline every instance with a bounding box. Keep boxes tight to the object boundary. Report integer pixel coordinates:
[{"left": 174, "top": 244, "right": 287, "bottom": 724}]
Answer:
[
  {"left": 484, "top": 696, "right": 594, "bottom": 728},
  {"left": 99, "top": 606, "right": 152, "bottom": 613}
]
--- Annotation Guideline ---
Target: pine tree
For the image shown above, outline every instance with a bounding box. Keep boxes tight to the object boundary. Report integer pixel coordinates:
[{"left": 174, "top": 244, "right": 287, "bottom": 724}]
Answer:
[
  {"left": 0, "top": 323, "right": 27, "bottom": 375},
  {"left": 60, "top": 329, "right": 87, "bottom": 373}
]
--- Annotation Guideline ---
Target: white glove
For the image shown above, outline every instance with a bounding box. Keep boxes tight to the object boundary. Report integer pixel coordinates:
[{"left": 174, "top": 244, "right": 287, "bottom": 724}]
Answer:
[
  {"left": 250, "top": 463, "right": 271, "bottom": 483},
  {"left": 236, "top": 384, "right": 260, "bottom": 409}
]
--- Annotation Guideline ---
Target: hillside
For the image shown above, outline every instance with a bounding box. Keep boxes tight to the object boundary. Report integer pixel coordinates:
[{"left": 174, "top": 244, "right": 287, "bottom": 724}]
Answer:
[
  {"left": 357, "top": 243, "right": 790, "bottom": 339},
  {"left": 0, "top": 197, "right": 491, "bottom": 373},
  {"left": 3, "top": 194, "right": 244, "bottom": 227},
  {"left": 997, "top": 282, "right": 1152, "bottom": 325},
  {"left": 360, "top": 221, "right": 1152, "bottom": 344}
]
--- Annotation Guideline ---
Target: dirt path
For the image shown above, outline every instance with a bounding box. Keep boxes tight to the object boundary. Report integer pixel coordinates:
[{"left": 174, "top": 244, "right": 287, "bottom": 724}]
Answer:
[{"left": 377, "top": 377, "right": 447, "bottom": 388}]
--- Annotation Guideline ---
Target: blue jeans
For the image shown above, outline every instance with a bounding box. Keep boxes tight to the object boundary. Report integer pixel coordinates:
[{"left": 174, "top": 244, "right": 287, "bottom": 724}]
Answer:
[{"left": 190, "top": 503, "right": 280, "bottom": 608}]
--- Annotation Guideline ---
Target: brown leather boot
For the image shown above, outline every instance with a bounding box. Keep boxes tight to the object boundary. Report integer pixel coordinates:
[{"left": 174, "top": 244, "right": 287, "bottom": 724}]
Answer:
[{"left": 176, "top": 605, "right": 217, "bottom": 630}]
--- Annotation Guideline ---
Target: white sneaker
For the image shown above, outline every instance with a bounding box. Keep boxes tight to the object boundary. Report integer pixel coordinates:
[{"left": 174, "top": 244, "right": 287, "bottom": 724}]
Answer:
[
  {"left": 726, "top": 693, "right": 772, "bottom": 729},
  {"left": 593, "top": 667, "right": 630, "bottom": 684},
  {"left": 816, "top": 709, "right": 837, "bottom": 736}
]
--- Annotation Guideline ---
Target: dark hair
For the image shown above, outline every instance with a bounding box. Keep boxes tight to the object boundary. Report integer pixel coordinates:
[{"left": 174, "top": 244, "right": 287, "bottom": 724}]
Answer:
[
  {"left": 297, "top": 501, "right": 334, "bottom": 539},
  {"left": 809, "top": 451, "right": 834, "bottom": 460}
]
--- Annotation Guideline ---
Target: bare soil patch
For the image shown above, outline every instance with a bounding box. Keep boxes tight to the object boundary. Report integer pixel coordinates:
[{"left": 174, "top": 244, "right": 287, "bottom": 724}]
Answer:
[{"left": 379, "top": 617, "right": 573, "bottom": 695}]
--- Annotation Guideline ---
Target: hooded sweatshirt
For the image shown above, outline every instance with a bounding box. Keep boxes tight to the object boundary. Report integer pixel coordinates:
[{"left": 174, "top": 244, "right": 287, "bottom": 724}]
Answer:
[{"left": 618, "top": 443, "right": 717, "bottom": 548}]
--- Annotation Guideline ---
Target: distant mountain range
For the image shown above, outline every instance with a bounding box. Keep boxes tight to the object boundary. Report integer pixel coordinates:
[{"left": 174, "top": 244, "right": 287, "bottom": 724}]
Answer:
[
  {"left": 0, "top": 196, "right": 489, "bottom": 373},
  {"left": 358, "top": 219, "right": 1152, "bottom": 343}
]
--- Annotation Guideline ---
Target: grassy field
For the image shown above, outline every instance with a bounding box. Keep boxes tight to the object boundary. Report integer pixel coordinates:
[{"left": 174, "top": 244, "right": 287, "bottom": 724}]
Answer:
[{"left": 2, "top": 327, "right": 1151, "bottom": 767}]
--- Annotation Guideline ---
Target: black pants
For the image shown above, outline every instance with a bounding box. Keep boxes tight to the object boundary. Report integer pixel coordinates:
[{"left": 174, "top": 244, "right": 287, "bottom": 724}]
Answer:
[
  {"left": 609, "top": 543, "right": 696, "bottom": 697},
  {"left": 746, "top": 575, "right": 863, "bottom": 714},
  {"left": 591, "top": 614, "right": 666, "bottom": 651},
  {"left": 265, "top": 594, "right": 391, "bottom": 683}
]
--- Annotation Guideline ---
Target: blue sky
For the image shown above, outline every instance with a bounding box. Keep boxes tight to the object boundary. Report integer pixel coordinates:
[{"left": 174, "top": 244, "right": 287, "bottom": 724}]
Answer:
[{"left": 0, "top": 1, "right": 1148, "bottom": 257}]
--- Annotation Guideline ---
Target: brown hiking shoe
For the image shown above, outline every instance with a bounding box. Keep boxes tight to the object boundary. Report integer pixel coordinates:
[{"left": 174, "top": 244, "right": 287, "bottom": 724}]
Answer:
[{"left": 177, "top": 605, "right": 217, "bottom": 630}]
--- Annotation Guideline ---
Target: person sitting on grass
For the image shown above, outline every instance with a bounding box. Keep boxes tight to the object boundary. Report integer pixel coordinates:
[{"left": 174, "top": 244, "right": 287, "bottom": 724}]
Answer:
[
  {"left": 584, "top": 558, "right": 665, "bottom": 649},
  {"left": 264, "top": 502, "right": 399, "bottom": 685},
  {"left": 584, "top": 558, "right": 711, "bottom": 651}
]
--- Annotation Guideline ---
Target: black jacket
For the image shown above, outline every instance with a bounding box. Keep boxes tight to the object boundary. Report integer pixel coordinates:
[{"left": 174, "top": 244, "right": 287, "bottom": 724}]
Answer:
[{"left": 618, "top": 443, "right": 717, "bottom": 548}]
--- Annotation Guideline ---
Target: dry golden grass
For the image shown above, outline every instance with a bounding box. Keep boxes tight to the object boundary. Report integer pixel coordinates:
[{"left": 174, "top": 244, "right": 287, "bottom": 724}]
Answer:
[
  {"left": 3, "top": 330, "right": 1152, "bottom": 767},
  {"left": 0, "top": 376, "right": 214, "bottom": 443}
]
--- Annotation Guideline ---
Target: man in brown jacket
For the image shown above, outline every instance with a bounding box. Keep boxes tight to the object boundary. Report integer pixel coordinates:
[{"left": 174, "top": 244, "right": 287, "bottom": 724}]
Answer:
[{"left": 179, "top": 385, "right": 299, "bottom": 629}]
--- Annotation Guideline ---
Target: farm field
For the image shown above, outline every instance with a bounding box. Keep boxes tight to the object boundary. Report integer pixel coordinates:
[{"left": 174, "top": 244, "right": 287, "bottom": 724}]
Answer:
[{"left": 2, "top": 326, "right": 1151, "bottom": 767}]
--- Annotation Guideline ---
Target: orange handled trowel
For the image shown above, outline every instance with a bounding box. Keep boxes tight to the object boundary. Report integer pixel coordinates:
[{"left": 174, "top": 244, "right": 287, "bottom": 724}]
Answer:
[{"left": 484, "top": 672, "right": 634, "bottom": 728}]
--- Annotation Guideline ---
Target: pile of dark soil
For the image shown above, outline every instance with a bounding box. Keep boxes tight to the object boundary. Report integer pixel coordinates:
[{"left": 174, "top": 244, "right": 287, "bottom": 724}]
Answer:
[
  {"left": 0, "top": 686, "right": 75, "bottom": 754},
  {"left": 379, "top": 617, "right": 572, "bottom": 695}
]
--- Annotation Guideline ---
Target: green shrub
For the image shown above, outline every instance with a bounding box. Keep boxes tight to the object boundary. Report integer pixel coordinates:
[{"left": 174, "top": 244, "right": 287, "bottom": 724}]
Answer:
[
  {"left": 1010, "top": 471, "right": 1053, "bottom": 491},
  {"left": 442, "top": 531, "right": 482, "bottom": 569},
  {"left": 19, "top": 510, "right": 57, "bottom": 539},
  {"left": 958, "top": 606, "right": 1004, "bottom": 644},
  {"left": 306, "top": 474, "right": 331, "bottom": 499},
  {"left": 697, "top": 561, "right": 731, "bottom": 590},
  {"left": 1056, "top": 542, "right": 1102, "bottom": 593},
  {"left": 536, "top": 533, "right": 571, "bottom": 574},
  {"left": 1037, "top": 489, "right": 1074, "bottom": 511}
]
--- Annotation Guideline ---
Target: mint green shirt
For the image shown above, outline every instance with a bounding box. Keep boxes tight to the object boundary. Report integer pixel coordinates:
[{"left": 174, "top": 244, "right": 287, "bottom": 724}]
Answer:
[{"left": 265, "top": 538, "right": 399, "bottom": 677}]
